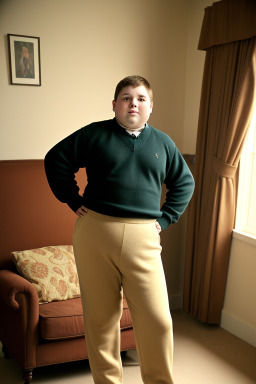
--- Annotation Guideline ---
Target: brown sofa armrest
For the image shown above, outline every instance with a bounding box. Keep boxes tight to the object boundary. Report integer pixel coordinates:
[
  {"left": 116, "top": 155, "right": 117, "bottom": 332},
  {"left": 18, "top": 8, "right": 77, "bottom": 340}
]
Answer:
[
  {"left": 0, "top": 269, "right": 39, "bottom": 369},
  {"left": 0, "top": 269, "right": 39, "bottom": 310}
]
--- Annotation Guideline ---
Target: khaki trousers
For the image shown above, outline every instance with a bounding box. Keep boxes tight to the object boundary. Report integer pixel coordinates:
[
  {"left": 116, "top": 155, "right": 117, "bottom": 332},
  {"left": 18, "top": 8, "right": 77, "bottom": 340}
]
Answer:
[{"left": 73, "top": 209, "right": 174, "bottom": 384}]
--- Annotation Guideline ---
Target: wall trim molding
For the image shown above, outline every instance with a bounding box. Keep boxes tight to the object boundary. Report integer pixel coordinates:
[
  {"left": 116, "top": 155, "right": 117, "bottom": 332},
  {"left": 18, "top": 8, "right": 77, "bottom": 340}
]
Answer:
[
  {"left": 220, "top": 309, "right": 256, "bottom": 347},
  {"left": 232, "top": 229, "right": 256, "bottom": 247}
]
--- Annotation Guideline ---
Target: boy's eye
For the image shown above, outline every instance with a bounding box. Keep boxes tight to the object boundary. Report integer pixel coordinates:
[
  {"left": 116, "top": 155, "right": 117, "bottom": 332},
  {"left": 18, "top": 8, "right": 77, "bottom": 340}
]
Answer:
[{"left": 122, "top": 96, "right": 146, "bottom": 102}]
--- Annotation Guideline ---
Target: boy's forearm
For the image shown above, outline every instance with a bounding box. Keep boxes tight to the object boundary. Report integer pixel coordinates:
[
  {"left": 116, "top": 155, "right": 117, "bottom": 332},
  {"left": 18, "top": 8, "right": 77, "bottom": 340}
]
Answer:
[
  {"left": 44, "top": 129, "right": 86, "bottom": 212},
  {"left": 158, "top": 150, "right": 195, "bottom": 230}
]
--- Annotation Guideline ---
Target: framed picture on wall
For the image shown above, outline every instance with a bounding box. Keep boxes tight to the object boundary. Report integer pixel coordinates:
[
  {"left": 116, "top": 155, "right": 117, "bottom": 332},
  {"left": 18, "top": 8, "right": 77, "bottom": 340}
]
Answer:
[{"left": 8, "top": 34, "right": 41, "bottom": 86}]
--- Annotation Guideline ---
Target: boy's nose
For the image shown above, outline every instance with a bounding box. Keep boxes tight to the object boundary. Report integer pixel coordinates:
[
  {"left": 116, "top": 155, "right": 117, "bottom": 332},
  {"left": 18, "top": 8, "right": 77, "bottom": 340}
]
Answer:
[{"left": 130, "top": 99, "right": 138, "bottom": 107}]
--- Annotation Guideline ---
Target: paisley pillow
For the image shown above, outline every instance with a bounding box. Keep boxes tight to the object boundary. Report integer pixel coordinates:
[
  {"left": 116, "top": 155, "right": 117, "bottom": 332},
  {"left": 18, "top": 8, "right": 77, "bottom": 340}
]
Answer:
[{"left": 12, "top": 245, "right": 80, "bottom": 303}]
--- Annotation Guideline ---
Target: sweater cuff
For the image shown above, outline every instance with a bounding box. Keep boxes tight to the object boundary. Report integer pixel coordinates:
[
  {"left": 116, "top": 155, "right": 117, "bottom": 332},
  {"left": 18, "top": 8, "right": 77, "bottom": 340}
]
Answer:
[{"left": 157, "top": 215, "right": 172, "bottom": 231}]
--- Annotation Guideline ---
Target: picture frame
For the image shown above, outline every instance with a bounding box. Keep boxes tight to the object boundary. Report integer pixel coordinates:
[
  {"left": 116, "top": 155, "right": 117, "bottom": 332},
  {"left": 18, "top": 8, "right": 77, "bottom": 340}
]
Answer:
[{"left": 8, "top": 34, "right": 41, "bottom": 86}]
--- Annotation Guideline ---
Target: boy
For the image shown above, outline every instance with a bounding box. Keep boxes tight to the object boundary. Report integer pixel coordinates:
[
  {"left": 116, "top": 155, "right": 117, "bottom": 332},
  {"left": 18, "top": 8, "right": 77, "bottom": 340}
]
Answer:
[{"left": 45, "top": 75, "right": 194, "bottom": 384}]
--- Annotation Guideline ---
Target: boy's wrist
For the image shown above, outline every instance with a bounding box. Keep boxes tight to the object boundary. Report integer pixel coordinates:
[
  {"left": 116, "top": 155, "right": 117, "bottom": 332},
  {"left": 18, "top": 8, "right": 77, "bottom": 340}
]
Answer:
[{"left": 157, "top": 216, "right": 171, "bottom": 231}]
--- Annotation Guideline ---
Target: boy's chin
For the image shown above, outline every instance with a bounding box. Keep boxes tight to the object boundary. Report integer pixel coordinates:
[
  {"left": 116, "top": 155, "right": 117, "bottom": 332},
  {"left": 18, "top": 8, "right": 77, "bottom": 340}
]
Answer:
[
  {"left": 125, "top": 119, "right": 147, "bottom": 130},
  {"left": 116, "top": 115, "right": 148, "bottom": 130}
]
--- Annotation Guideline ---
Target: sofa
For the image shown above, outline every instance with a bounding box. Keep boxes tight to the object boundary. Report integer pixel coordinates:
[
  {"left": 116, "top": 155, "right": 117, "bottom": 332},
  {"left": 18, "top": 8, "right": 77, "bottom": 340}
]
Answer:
[{"left": 0, "top": 160, "right": 136, "bottom": 384}]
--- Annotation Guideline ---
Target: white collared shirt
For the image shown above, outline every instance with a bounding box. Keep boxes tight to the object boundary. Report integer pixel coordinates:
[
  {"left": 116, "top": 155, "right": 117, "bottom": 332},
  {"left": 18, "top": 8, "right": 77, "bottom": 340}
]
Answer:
[
  {"left": 125, "top": 127, "right": 144, "bottom": 137},
  {"left": 116, "top": 119, "right": 146, "bottom": 137}
]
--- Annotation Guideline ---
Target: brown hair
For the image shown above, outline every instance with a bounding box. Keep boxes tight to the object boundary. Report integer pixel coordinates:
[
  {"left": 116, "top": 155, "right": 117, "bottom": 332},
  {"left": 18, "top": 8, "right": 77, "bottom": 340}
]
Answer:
[{"left": 114, "top": 75, "right": 153, "bottom": 102}]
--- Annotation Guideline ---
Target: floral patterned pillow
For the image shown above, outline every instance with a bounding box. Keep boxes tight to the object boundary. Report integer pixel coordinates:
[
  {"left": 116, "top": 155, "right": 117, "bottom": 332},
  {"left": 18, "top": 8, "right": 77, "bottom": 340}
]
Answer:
[{"left": 12, "top": 245, "right": 81, "bottom": 303}]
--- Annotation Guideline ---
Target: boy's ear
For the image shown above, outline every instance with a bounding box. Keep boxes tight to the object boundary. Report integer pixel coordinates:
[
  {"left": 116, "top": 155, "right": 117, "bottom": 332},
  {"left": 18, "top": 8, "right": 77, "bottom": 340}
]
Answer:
[
  {"left": 150, "top": 102, "right": 153, "bottom": 113},
  {"left": 112, "top": 100, "right": 116, "bottom": 111}
]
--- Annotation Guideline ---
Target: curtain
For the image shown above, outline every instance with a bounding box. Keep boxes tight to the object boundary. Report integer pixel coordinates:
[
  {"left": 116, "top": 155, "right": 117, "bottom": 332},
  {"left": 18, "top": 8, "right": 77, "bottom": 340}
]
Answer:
[{"left": 183, "top": 0, "right": 256, "bottom": 324}]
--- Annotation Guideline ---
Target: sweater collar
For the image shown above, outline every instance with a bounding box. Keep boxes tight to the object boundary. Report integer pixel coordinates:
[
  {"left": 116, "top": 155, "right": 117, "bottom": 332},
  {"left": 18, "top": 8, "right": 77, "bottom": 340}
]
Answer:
[
  {"left": 113, "top": 118, "right": 149, "bottom": 134},
  {"left": 113, "top": 118, "right": 152, "bottom": 152}
]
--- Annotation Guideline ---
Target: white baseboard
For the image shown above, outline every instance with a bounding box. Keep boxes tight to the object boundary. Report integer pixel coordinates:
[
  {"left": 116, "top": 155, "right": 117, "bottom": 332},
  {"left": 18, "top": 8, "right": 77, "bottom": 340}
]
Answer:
[
  {"left": 220, "top": 310, "right": 256, "bottom": 347},
  {"left": 169, "top": 294, "right": 183, "bottom": 310}
]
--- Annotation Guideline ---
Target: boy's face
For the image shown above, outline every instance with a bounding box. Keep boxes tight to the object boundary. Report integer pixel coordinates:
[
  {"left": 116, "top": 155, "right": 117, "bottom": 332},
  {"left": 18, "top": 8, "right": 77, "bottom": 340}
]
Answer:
[{"left": 112, "top": 85, "right": 153, "bottom": 130}]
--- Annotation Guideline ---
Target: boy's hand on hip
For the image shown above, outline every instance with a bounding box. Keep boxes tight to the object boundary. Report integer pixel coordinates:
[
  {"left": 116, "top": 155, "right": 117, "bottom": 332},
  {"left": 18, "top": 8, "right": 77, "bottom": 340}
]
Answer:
[
  {"left": 155, "top": 221, "right": 162, "bottom": 233},
  {"left": 76, "top": 206, "right": 88, "bottom": 216}
]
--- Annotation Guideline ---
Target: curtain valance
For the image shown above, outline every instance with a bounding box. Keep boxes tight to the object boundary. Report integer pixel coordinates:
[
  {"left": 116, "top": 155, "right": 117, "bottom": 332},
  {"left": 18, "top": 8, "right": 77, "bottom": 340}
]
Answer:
[{"left": 198, "top": 0, "right": 256, "bottom": 50}]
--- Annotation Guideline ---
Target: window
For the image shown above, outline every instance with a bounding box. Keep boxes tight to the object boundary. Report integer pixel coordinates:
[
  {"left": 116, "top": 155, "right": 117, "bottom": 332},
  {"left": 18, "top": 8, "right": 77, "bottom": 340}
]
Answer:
[{"left": 235, "top": 106, "right": 256, "bottom": 237}]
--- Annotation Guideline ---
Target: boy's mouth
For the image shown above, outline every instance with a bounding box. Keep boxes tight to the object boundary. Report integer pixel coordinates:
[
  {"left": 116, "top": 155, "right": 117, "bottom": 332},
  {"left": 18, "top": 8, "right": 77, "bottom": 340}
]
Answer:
[{"left": 128, "top": 110, "right": 138, "bottom": 114}]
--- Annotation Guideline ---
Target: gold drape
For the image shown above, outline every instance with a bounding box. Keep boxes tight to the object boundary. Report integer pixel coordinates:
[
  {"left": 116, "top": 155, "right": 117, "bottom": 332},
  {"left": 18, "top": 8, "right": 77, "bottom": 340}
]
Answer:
[{"left": 183, "top": 0, "right": 256, "bottom": 324}]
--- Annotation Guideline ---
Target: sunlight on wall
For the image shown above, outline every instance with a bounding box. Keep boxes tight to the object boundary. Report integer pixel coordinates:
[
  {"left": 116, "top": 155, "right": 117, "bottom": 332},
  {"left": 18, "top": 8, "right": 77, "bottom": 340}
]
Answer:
[{"left": 235, "top": 106, "right": 256, "bottom": 237}]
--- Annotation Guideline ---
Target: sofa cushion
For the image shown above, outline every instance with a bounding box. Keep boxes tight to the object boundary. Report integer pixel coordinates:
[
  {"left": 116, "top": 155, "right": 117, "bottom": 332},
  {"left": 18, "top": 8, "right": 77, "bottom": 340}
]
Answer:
[
  {"left": 39, "top": 297, "right": 133, "bottom": 341},
  {"left": 12, "top": 245, "right": 80, "bottom": 303}
]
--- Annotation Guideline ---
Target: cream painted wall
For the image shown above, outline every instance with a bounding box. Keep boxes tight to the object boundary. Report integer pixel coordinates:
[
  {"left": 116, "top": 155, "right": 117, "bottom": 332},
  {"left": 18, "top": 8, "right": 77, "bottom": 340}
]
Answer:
[
  {"left": 224, "top": 237, "right": 256, "bottom": 327},
  {"left": 0, "top": 0, "right": 188, "bottom": 160},
  {"left": 221, "top": 236, "right": 256, "bottom": 346},
  {"left": 183, "top": 0, "right": 213, "bottom": 154}
]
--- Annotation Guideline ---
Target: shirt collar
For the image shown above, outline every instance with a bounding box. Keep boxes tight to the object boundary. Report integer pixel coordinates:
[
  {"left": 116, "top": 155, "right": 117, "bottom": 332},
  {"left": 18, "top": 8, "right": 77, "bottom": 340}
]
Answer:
[{"left": 115, "top": 119, "right": 146, "bottom": 136}]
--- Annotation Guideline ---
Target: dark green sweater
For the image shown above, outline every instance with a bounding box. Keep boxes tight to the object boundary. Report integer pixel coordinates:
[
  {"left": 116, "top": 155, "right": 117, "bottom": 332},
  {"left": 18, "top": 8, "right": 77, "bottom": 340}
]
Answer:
[{"left": 44, "top": 118, "right": 194, "bottom": 230}]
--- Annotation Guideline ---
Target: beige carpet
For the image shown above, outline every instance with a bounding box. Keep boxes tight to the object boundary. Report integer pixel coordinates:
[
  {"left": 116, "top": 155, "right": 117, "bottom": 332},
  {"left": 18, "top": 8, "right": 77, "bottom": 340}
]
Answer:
[{"left": 1, "top": 310, "right": 255, "bottom": 383}]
